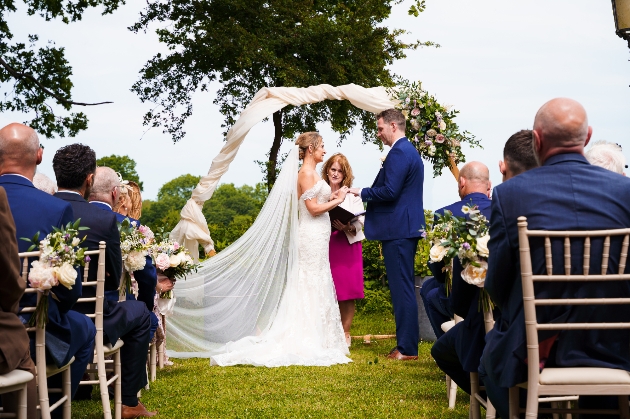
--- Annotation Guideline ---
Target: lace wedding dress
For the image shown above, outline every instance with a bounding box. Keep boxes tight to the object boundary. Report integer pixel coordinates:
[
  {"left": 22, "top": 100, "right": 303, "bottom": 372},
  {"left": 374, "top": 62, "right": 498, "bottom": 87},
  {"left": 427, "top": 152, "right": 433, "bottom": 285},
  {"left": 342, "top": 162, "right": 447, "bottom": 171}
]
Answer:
[{"left": 208, "top": 179, "right": 351, "bottom": 366}]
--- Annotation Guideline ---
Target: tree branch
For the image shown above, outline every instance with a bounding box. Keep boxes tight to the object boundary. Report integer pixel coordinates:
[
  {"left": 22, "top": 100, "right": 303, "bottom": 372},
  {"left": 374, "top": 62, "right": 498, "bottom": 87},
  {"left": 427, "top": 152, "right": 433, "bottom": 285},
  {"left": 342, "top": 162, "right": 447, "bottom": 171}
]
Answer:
[{"left": 0, "top": 56, "right": 113, "bottom": 106}]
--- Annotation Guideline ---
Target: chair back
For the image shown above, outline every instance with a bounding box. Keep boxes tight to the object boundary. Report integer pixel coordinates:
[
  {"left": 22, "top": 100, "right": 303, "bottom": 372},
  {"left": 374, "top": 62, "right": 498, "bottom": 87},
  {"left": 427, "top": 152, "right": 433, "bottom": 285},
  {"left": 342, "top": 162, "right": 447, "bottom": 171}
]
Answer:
[
  {"left": 76, "top": 242, "right": 107, "bottom": 345},
  {"left": 517, "top": 216, "right": 630, "bottom": 382}
]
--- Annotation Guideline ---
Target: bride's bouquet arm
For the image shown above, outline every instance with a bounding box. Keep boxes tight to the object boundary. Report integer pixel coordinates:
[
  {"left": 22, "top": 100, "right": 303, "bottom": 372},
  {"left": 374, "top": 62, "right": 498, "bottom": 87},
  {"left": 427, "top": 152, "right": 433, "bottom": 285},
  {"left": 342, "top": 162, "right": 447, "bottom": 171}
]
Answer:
[{"left": 304, "top": 187, "right": 347, "bottom": 216}]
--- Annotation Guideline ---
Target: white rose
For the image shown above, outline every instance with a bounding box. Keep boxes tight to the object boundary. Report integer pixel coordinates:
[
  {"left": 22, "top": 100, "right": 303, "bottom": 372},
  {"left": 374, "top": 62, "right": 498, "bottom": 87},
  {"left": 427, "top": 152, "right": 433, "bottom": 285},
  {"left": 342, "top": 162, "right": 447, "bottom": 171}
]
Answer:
[
  {"left": 476, "top": 234, "right": 490, "bottom": 258},
  {"left": 439, "top": 120, "right": 446, "bottom": 131},
  {"left": 461, "top": 260, "right": 488, "bottom": 287},
  {"left": 71, "top": 237, "right": 80, "bottom": 247},
  {"left": 124, "top": 250, "right": 147, "bottom": 272},
  {"left": 169, "top": 253, "right": 182, "bottom": 268},
  {"left": 429, "top": 245, "right": 448, "bottom": 262},
  {"left": 428, "top": 145, "right": 436, "bottom": 156},
  {"left": 53, "top": 262, "right": 77, "bottom": 289}
]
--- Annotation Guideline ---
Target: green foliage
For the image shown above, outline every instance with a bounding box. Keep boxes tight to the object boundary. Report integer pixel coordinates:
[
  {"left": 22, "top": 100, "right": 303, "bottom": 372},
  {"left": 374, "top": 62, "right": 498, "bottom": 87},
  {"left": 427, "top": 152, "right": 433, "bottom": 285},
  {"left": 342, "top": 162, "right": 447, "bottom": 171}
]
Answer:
[
  {"left": 0, "top": 0, "right": 123, "bottom": 137},
  {"left": 414, "top": 210, "right": 434, "bottom": 277},
  {"left": 96, "top": 155, "right": 144, "bottom": 191},
  {"left": 142, "top": 174, "right": 202, "bottom": 233},
  {"left": 129, "top": 0, "right": 436, "bottom": 186}
]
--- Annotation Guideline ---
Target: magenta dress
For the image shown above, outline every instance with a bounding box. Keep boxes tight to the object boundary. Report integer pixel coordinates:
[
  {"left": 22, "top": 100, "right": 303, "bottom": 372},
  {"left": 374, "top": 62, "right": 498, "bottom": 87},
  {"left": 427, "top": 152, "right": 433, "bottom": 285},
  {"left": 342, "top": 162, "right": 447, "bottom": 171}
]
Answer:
[{"left": 329, "top": 230, "right": 364, "bottom": 301}]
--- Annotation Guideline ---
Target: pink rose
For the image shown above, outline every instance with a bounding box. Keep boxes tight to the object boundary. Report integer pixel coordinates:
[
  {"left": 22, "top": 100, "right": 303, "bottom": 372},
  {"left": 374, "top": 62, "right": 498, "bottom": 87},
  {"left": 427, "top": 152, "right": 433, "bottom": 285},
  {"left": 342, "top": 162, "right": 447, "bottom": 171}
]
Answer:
[
  {"left": 173, "top": 242, "right": 180, "bottom": 251},
  {"left": 435, "top": 134, "right": 445, "bottom": 143},
  {"left": 155, "top": 253, "right": 171, "bottom": 271},
  {"left": 410, "top": 108, "right": 420, "bottom": 117}
]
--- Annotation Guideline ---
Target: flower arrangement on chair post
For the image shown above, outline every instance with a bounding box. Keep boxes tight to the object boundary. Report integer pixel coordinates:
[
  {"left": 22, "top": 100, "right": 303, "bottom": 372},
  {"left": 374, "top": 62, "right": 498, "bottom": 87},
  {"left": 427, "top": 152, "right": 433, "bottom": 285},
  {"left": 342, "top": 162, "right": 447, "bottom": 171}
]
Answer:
[
  {"left": 389, "top": 80, "right": 482, "bottom": 178},
  {"left": 21, "top": 219, "right": 90, "bottom": 327},
  {"left": 149, "top": 239, "right": 199, "bottom": 300},
  {"left": 425, "top": 210, "right": 461, "bottom": 295},
  {"left": 118, "top": 218, "right": 155, "bottom": 299}
]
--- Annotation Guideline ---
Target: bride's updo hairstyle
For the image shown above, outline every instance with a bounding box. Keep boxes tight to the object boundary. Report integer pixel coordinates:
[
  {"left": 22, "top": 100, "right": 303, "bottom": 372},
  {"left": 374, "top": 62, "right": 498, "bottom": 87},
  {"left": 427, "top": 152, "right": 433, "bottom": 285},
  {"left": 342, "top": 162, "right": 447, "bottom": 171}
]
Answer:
[{"left": 295, "top": 132, "right": 322, "bottom": 160}]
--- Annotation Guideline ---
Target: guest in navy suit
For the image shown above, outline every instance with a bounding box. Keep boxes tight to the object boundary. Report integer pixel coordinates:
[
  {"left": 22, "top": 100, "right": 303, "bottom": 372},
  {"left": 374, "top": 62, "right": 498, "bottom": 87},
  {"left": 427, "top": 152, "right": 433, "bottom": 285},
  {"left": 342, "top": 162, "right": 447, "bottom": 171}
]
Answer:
[
  {"left": 421, "top": 162, "right": 492, "bottom": 340},
  {"left": 349, "top": 109, "right": 424, "bottom": 359},
  {"left": 0, "top": 123, "right": 95, "bottom": 404},
  {"left": 479, "top": 99, "right": 630, "bottom": 418},
  {"left": 90, "top": 168, "right": 159, "bottom": 338},
  {"left": 52, "top": 145, "right": 157, "bottom": 418}
]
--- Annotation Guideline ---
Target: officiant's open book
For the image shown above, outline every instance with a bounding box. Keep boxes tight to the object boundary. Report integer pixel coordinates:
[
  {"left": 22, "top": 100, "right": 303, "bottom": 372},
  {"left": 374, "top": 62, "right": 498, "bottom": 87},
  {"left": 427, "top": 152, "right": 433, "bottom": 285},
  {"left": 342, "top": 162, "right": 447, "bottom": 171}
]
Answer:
[{"left": 328, "top": 206, "right": 365, "bottom": 231}]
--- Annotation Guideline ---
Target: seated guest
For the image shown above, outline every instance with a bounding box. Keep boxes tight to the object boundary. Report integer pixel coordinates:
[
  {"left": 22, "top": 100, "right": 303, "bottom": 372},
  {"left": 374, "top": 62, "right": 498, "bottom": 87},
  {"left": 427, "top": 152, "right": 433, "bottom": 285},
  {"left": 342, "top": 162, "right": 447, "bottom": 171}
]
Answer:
[
  {"left": 479, "top": 99, "right": 630, "bottom": 418},
  {"left": 431, "top": 132, "right": 538, "bottom": 395},
  {"left": 0, "top": 123, "right": 95, "bottom": 404},
  {"left": 585, "top": 140, "right": 626, "bottom": 175},
  {"left": 91, "top": 169, "right": 159, "bottom": 339},
  {"left": 52, "top": 145, "right": 157, "bottom": 418},
  {"left": 420, "top": 161, "right": 491, "bottom": 339},
  {"left": 0, "top": 186, "right": 37, "bottom": 419},
  {"left": 33, "top": 172, "right": 57, "bottom": 194}
]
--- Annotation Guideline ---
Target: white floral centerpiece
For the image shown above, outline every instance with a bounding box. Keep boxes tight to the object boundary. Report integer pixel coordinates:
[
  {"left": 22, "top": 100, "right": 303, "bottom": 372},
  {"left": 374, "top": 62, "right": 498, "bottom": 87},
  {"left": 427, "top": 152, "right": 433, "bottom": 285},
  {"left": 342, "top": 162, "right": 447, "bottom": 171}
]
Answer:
[
  {"left": 21, "top": 220, "right": 89, "bottom": 327},
  {"left": 118, "top": 218, "right": 155, "bottom": 298},
  {"left": 389, "top": 80, "right": 482, "bottom": 178}
]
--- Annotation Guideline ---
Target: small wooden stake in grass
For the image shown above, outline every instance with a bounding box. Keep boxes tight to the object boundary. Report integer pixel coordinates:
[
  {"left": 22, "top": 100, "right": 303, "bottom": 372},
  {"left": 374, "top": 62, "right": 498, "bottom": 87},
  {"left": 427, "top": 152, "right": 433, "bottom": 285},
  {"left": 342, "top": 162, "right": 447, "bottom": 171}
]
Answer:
[{"left": 353, "top": 334, "right": 396, "bottom": 345}]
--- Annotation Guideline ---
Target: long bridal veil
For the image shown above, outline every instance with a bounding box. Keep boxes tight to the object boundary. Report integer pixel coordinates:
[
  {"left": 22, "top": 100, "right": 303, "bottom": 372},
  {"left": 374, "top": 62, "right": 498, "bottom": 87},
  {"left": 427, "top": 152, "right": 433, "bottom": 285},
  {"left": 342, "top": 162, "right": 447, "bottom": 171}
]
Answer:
[{"left": 165, "top": 146, "right": 300, "bottom": 357}]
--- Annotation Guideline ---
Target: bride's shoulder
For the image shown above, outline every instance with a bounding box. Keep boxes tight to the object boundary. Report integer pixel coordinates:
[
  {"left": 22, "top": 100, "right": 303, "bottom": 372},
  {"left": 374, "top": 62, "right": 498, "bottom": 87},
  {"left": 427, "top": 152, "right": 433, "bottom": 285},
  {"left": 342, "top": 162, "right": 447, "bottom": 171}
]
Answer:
[{"left": 298, "top": 171, "right": 323, "bottom": 200}]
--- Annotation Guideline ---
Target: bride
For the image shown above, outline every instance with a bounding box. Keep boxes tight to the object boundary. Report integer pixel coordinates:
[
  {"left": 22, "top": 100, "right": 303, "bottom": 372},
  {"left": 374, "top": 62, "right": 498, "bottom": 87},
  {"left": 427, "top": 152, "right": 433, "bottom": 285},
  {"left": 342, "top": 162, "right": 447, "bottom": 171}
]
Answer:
[{"left": 170, "top": 132, "right": 352, "bottom": 367}]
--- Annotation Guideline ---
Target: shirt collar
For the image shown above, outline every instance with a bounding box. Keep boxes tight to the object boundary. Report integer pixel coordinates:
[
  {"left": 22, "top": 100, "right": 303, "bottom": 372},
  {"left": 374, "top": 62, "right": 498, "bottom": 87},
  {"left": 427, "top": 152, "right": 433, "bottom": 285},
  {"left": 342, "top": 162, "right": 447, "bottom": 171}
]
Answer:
[
  {"left": 58, "top": 189, "right": 83, "bottom": 197},
  {"left": 90, "top": 200, "right": 112, "bottom": 210}
]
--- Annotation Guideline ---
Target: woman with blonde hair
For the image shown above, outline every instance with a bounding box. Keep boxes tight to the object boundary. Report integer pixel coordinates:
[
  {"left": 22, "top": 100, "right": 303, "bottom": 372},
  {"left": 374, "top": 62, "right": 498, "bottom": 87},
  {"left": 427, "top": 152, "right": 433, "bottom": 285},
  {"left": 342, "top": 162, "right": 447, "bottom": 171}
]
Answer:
[{"left": 322, "top": 153, "right": 365, "bottom": 346}]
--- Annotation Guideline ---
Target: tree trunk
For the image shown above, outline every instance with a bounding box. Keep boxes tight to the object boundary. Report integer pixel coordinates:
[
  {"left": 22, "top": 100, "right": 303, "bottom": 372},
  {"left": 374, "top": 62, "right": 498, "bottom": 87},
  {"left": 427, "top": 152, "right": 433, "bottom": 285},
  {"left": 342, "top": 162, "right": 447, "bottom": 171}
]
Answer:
[{"left": 267, "top": 110, "right": 283, "bottom": 191}]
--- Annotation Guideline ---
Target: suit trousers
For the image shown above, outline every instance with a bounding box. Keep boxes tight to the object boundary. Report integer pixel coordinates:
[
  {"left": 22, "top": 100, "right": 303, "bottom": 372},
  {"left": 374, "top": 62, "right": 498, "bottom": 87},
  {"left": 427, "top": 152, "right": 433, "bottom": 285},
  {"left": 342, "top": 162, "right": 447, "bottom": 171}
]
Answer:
[
  {"left": 420, "top": 277, "right": 453, "bottom": 339},
  {"left": 431, "top": 322, "right": 471, "bottom": 394},
  {"left": 382, "top": 238, "right": 420, "bottom": 356},
  {"left": 104, "top": 300, "right": 152, "bottom": 407}
]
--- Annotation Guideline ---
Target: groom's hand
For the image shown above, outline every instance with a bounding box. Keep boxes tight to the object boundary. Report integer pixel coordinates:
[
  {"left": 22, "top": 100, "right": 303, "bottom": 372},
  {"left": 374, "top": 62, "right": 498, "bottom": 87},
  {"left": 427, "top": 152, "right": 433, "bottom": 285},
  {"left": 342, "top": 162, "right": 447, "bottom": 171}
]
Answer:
[{"left": 348, "top": 188, "right": 361, "bottom": 196}]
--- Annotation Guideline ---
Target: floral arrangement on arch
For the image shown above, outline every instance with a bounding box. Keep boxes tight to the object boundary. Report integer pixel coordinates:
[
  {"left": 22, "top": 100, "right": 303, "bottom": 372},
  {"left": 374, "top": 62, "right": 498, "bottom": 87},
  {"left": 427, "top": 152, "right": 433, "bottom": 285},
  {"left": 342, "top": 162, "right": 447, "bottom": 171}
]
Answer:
[
  {"left": 150, "top": 238, "right": 199, "bottom": 299},
  {"left": 118, "top": 218, "right": 155, "bottom": 298},
  {"left": 390, "top": 80, "right": 482, "bottom": 178},
  {"left": 21, "top": 220, "right": 90, "bottom": 327},
  {"left": 426, "top": 203, "right": 493, "bottom": 311}
]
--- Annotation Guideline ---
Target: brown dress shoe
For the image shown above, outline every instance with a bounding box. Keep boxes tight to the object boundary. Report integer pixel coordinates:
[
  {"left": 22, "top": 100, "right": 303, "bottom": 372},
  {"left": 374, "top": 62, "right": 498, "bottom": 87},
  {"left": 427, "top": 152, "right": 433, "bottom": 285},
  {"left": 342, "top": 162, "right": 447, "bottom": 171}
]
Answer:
[
  {"left": 121, "top": 401, "right": 158, "bottom": 418},
  {"left": 386, "top": 349, "right": 418, "bottom": 361}
]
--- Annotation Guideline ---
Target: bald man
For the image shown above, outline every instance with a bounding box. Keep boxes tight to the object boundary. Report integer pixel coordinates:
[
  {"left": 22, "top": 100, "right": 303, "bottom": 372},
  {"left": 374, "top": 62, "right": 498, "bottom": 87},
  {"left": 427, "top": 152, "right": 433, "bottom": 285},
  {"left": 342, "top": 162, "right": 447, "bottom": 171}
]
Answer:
[
  {"left": 479, "top": 99, "right": 630, "bottom": 417},
  {"left": 421, "top": 161, "right": 492, "bottom": 340},
  {"left": 0, "top": 123, "right": 96, "bottom": 410}
]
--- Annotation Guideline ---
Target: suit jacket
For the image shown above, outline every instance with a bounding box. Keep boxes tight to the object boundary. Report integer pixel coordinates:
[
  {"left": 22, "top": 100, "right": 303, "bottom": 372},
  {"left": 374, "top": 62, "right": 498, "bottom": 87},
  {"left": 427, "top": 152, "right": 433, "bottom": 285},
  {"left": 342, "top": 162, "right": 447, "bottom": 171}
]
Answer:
[
  {"left": 0, "top": 187, "right": 30, "bottom": 373},
  {"left": 0, "top": 175, "right": 81, "bottom": 366},
  {"left": 361, "top": 138, "right": 424, "bottom": 241},
  {"left": 483, "top": 153, "right": 630, "bottom": 388},
  {"left": 91, "top": 202, "right": 157, "bottom": 312},
  {"left": 54, "top": 193, "right": 122, "bottom": 292}
]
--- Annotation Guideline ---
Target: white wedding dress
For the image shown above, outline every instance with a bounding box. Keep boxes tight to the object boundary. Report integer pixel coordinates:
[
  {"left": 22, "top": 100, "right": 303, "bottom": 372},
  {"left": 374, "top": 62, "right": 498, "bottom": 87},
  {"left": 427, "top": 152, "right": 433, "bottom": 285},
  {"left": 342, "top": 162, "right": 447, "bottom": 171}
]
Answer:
[{"left": 164, "top": 146, "right": 351, "bottom": 367}]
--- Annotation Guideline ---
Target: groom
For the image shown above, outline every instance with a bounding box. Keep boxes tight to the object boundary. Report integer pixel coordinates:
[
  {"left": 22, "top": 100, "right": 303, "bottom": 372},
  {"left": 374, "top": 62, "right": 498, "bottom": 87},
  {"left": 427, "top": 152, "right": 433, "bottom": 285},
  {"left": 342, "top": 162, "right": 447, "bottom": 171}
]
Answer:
[{"left": 350, "top": 109, "right": 424, "bottom": 360}]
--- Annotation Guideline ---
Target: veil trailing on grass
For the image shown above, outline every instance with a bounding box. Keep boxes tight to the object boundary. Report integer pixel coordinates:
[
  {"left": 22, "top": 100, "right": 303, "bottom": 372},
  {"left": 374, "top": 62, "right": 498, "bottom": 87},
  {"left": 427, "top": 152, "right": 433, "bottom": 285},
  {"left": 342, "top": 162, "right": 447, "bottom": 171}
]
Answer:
[{"left": 166, "top": 146, "right": 300, "bottom": 357}]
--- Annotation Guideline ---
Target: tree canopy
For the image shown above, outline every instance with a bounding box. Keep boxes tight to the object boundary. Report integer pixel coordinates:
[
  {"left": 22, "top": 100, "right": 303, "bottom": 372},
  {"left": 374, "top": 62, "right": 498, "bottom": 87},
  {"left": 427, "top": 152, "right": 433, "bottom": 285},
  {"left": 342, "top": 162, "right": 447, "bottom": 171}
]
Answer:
[
  {"left": 96, "top": 154, "right": 144, "bottom": 191},
  {"left": 130, "top": 0, "right": 435, "bottom": 189},
  {"left": 0, "top": 0, "right": 120, "bottom": 138}
]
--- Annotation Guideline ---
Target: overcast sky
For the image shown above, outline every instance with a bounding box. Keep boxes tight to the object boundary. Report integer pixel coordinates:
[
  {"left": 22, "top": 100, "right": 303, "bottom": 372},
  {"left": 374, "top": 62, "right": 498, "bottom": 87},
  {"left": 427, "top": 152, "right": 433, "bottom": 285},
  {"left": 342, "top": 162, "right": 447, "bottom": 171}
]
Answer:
[{"left": 3, "top": 0, "right": 629, "bottom": 211}]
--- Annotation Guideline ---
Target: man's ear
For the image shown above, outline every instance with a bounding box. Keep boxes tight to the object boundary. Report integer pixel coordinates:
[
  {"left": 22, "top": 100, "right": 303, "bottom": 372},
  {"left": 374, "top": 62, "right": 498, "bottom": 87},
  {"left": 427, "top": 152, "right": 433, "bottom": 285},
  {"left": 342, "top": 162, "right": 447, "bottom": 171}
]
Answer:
[
  {"left": 498, "top": 160, "right": 506, "bottom": 176},
  {"left": 36, "top": 148, "right": 43, "bottom": 165},
  {"left": 533, "top": 130, "right": 543, "bottom": 154},
  {"left": 584, "top": 126, "right": 593, "bottom": 148}
]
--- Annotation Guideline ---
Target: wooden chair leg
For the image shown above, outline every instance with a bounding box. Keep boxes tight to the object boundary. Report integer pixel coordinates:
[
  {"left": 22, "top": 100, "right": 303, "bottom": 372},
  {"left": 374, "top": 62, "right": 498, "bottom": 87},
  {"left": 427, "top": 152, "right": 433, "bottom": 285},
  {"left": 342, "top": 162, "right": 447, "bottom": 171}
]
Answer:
[
  {"left": 62, "top": 367, "right": 71, "bottom": 419},
  {"left": 18, "top": 383, "right": 28, "bottom": 419},
  {"left": 158, "top": 341, "right": 165, "bottom": 369},
  {"left": 486, "top": 399, "right": 496, "bottom": 419},
  {"left": 508, "top": 387, "right": 520, "bottom": 419},
  {"left": 619, "top": 395, "right": 630, "bottom": 419},
  {"left": 469, "top": 372, "right": 481, "bottom": 419},
  {"left": 150, "top": 343, "right": 157, "bottom": 382},
  {"left": 448, "top": 376, "right": 458, "bottom": 409},
  {"left": 445, "top": 375, "right": 452, "bottom": 400}
]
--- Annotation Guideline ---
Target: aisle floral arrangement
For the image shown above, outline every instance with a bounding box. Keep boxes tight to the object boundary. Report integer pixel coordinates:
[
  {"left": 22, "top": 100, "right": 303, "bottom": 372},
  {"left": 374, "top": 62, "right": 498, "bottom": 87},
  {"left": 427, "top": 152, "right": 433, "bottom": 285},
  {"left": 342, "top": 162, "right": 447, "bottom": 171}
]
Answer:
[
  {"left": 390, "top": 80, "right": 482, "bottom": 177},
  {"left": 22, "top": 220, "right": 89, "bottom": 327},
  {"left": 150, "top": 238, "right": 199, "bottom": 299},
  {"left": 426, "top": 203, "right": 493, "bottom": 311},
  {"left": 119, "top": 218, "right": 155, "bottom": 298}
]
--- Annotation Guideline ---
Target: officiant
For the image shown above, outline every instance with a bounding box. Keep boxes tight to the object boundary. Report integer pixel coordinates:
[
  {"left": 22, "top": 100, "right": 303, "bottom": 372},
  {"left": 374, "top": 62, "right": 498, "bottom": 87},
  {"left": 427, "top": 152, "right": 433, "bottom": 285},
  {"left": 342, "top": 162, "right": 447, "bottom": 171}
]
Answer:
[{"left": 322, "top": 153, "right": 365, "bottom": 347}]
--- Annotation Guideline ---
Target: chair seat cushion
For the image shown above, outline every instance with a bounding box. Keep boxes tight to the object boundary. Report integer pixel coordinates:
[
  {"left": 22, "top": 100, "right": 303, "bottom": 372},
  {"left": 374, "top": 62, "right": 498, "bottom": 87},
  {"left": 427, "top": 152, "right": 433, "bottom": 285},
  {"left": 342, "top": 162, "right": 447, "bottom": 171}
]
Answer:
[
  {"left": 540, "top": 367, "right": 630, "bottom": 385},
  {"left": 0, "top": 369, "right": 34, "bottom": 387},
  {"left": 441, "top": 320, "right": 456, "bottom": 333},
  {"left": 46, "top": 356, "right": 74, "bottom": 377},
  {"left": 103, "top": 339, "right": 124, "bottom": 355}
]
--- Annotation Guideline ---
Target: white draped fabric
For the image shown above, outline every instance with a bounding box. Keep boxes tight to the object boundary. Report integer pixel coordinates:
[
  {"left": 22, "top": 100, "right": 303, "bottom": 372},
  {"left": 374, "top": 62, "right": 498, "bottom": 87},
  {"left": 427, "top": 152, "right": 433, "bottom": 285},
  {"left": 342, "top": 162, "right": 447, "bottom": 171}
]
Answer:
[
  {"left": 165, "top": 84, "right": 396, "bottom": 359},
  {"left": 170, "top": 84, "right": 396, "bottom": 260}
]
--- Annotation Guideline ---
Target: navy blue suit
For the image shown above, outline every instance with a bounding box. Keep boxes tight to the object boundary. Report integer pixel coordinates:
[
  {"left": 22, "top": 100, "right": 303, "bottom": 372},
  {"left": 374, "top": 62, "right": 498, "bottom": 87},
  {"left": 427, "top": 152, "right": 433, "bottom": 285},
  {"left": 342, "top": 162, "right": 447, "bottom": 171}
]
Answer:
[
  {"left": 429, "top": 193, "right": 492, "bottom": 394},
  {"left": 422, "top": 193, "right": 491, "bottom": 339},
  {"left": 479, "top": 154, "right": 630, "bottom": 418},
  {"left": 55, "top": 192, "right": 151, "bottom": 407},
  {"left": 0, "top": 176, "right": 95, "bottom": 401},
  {"left": 361, "top": 137, "right": 424, "bottom": 356}
]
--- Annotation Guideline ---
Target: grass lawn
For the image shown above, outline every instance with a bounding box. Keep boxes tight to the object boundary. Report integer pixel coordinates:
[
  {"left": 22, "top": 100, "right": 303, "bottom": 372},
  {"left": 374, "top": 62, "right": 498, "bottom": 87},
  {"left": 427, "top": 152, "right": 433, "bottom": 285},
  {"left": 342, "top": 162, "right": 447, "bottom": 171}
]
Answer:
[{"left": 73, "top": 312, "right": 470, "bottom": 418}]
